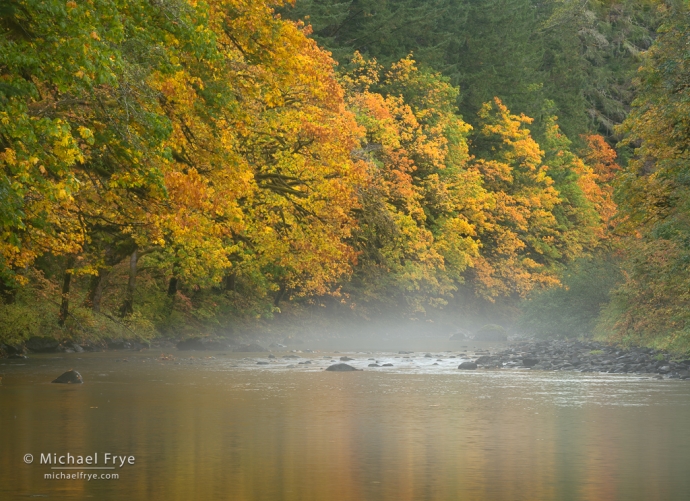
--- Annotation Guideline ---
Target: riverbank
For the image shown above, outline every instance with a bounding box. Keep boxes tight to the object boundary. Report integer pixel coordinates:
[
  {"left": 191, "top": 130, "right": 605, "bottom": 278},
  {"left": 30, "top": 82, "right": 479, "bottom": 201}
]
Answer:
[
  {"left": 2, "top": 335, "right": 688, "bottom": 379},
  {"left": 472, "top": 339, "right": 690, "bottom": 379}
]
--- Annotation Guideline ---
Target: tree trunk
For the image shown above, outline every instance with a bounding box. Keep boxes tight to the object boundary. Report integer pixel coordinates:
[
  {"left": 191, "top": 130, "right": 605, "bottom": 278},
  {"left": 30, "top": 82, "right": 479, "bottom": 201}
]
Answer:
[
  {"left": 224, "top": 273, "right": 236, "bottom": 292},
  {"left": 274, "top": 283, "right": 287, "bottom": 308},
  {"left": 84, "top": 269, "right": 108, "bottom": 313},
  {"left": 84, "top": 245, "right": 116, "bottom": 312},
  {"left": 119, "top": 249, "right": 137, "bottom": 317},
  {"left": 167, "top": 276, "right": 179, "bottom": 297},
  {"left": 58, "top": 257, "right": 76, "bottom": 327}
]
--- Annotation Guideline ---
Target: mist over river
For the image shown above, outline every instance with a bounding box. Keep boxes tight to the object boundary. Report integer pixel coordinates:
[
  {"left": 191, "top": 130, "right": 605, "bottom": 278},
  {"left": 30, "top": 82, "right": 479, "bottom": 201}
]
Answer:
[{"left": 2, "top": 349, "right": 690, "bottom": 500}]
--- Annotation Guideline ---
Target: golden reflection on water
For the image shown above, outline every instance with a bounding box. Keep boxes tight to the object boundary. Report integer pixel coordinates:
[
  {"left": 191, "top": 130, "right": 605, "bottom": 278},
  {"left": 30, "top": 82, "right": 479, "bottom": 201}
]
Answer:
[{"left": 1, "top": 353, "right": 690, "bottom": 500}]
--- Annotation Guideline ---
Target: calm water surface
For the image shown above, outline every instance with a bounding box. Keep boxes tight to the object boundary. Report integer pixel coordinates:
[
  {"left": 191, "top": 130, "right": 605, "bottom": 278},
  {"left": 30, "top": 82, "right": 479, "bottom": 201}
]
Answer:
[{"left": 1, "top": 350, "right": 689, "bottom": 500}]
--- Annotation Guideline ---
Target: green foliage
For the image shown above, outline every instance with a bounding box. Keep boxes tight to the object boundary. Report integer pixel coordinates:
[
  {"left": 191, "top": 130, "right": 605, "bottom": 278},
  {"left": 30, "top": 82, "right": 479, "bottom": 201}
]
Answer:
[
  {"left": 602, "top": 4, "right": 690, "bottom": 354},
  {"left": 474, "top": 323, "right": 507, "bottom": 341},
  {"left": 537, "top": 0, "right": 662, "bottom": 139},
  {"left": 518, "top": 256, "right": 622, "bottom": 338}
]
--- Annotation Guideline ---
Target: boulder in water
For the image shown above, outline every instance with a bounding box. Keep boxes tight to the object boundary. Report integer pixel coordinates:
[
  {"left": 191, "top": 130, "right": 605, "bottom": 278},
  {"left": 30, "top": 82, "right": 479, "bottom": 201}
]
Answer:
[
  {"left": 458, "top": 361, "right": 478, "bottom": 370},
  {"left": 325, "top": 363, "right": 360, "bottom": 372},
  {"left": 52, "top": 370, "right": 83, "bottom": 384}
]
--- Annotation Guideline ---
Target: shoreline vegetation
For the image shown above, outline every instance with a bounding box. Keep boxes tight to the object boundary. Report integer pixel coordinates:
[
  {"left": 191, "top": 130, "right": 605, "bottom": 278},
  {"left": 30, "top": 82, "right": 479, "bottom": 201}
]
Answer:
[{"left": 1, "top": 1, "right": 689, "bottom": 356}]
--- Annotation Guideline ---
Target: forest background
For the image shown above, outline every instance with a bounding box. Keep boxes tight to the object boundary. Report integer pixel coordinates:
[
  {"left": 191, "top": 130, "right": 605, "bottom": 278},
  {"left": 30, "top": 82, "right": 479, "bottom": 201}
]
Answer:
[{"left": 0, "top": 0, "right": 688, "bottom": 353}]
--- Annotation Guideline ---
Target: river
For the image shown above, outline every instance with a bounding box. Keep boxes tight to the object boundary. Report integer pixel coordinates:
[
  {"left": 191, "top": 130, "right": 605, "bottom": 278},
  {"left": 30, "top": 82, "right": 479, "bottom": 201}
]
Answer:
[{"left": 1, "top": 349, "right": 690, "bottom": 500}]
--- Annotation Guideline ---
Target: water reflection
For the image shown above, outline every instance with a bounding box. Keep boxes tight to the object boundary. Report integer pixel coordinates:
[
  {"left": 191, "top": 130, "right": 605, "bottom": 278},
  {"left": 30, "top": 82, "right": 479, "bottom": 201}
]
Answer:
[{"left": 1, "top": 353, "right": 689, "bottom": 500}]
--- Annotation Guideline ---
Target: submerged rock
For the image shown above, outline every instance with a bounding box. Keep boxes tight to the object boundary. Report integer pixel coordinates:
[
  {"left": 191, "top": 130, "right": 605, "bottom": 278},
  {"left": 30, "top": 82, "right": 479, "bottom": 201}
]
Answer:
[
  {"left": 368, "top": 363, "right": 381, "bottom": 367},
  {"left": 458, "top": 361, "right": 478, "bottom": 370},
  {"left": 382, "top": 363, "right": 394, "bottom": 367},
  {"left": 52, "top": 370, "right": 83, "bottom": 384},
  {"left": 339, "top": 356, "right": 355, "bottom": 361},
  {"left": 325, "top": 363, "right": 360, "bottom": 372}
]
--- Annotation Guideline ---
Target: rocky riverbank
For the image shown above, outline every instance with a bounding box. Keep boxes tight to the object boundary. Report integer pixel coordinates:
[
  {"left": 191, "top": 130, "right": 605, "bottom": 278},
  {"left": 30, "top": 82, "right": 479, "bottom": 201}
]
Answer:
[
  {"left": 476, "top": 339, "right": 690, "bottom": 379},
  {"left": 2, "top": 336, "right": 689, "bottom": 380}
]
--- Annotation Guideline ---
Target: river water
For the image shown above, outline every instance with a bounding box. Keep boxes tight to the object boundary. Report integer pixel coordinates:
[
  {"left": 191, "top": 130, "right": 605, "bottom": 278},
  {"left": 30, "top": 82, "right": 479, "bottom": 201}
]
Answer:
[{"left": 1, "top": 349, "right": 690, "bottom": 500}]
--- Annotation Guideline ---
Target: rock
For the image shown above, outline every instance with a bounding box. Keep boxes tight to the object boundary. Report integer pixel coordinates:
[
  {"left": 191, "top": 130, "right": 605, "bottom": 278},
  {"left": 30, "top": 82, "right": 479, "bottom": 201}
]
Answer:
[
  {"left": 1, "top": 343, "right": 25, "bottom": 355},
  {"left": 52, "top": 370, "right": 83, "bottom": 384},
  {"left": 473, "top": 325, "right": 508, "bottom": 342},
  {"left": 424, "top": 353, "right": 433, "bottom": 358},
  {"left": 8, "top": 353, "right": 27, "bottom": 359},
  {"left": 340, "top": 356, "right": 355, "bottom": 361},
  {"left": 71, "top": 343, "right": 84, "bottom": 353},
  {"left": 522, "top": 358, "right": 540, "bottom": 368},
  {"left": 475, "top": 355, "right": 493, "bottom": 365},
  {"left": 256, "top": 361, "right": 269, "bottom": 365},
  {"left": 283, "top": 354, "right": 300, "bottom": 359},
  {"left": 382, "top": 363, "right": 394, "bottom": 367},
  {"left": 268, "top": 354, "right": 276, "bottom": 359},
  {"left": 368, "top": 363, "right": 380, "bottom": 367},
  {"left": 298, "top": 361, "right": 312, "bottom": 365},
  {"left": 26, "top": 336, "right": 60, "bottom": 353},
  {"left": 233, "top": 343, "right": 267, "bottom": 352},
  {"left": 325, "top": 363, "right": 360, "bottom": 372},
  {"left": 398, "top": 351, "right": 413, "bottom": 354},
  {"left": 458, "top": 361, "right": 478, "bottom": 370}
]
